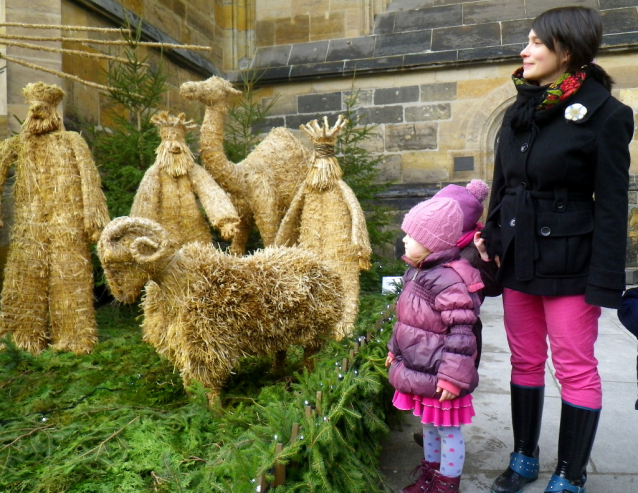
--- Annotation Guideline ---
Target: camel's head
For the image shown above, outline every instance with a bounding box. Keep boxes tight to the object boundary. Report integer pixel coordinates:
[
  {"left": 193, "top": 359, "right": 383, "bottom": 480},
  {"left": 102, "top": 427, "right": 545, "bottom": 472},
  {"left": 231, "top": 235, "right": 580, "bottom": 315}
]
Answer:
[
  {"left": 98, "top": 217, "right": 177, "bottom": 303},
  {"left": 180, "top": 76, "right": 242, "bottom": 106}
]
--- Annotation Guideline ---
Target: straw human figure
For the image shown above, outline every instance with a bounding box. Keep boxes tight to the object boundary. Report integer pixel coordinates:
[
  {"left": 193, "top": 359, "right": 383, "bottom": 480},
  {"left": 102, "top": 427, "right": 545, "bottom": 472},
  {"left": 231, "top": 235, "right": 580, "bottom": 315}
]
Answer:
[
  {"left": 130, "top": 111, "right": 239, "bottom": 246},
  {"left": 275, "top": 115, "right": 372, "bottom": 340},
  {"left": 0, "top": 82, "right": 110, "bottom": 354},
  {"left": 180, "top": 76, "right": 311, "bottom": 254}
]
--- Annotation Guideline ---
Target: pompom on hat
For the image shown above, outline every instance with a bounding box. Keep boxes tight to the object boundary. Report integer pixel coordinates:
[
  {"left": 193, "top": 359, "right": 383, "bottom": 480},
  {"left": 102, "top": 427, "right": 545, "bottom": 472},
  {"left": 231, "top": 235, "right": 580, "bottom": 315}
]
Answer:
[
  {"left": 23, "top": 81, "right": 65, "bottom": 107},
  {"left": 402, "top": 197, "right": 463, "bottom": 253},
  {"left": 434, "top": 179, "right": 489, "bottom": 233}
]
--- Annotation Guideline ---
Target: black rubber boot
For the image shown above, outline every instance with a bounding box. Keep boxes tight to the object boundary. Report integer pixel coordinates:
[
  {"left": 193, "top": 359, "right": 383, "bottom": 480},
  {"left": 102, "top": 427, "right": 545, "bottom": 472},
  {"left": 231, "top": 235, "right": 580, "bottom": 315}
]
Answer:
[
  {"left": 544, "top": 402, "right": 600, "bottom": 493},
  {"left": 491, "top": 384, "right": 544, "bottom": 493}
]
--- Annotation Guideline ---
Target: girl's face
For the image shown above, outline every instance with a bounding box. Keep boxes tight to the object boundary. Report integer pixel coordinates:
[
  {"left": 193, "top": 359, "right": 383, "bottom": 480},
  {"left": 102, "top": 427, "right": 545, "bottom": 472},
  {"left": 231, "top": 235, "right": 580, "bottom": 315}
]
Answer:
[
  {"left": 403, "top": 234, "right": 431, "bottom": 262},
  {"left": 520, "top": 30, "right": 569, "bottom": 85}
]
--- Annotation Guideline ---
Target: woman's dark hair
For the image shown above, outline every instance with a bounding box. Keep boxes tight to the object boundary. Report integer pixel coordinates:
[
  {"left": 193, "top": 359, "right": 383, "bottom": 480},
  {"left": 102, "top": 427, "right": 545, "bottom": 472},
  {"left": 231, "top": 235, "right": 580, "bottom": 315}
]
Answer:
[{"left": 532, "top": 6, "right": 613, "bottom": 90}]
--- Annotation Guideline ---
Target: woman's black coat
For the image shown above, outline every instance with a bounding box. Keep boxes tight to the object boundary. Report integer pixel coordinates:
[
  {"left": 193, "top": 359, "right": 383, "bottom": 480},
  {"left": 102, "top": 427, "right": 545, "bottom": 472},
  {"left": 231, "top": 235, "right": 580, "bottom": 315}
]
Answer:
[{"left": 482, "top": 74, "right": 634, "bottom": 309}]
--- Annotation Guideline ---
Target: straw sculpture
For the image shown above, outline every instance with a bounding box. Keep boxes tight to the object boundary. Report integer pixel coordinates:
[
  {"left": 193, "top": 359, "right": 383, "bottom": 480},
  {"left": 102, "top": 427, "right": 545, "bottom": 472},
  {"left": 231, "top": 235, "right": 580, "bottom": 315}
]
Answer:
[
  {"left": 97, "top": 216, "right": 343, "bottom": 403},
  {"left": 130, "top": 111, "right": 240, "bottom": 246},
  {"left": 275, "top": 116, "right": 372, "bottom": 340},
  {"left": 180, "top": 76, "right": 311, "bottom": 254},
  {"left": 0, "top": 82, "right": 110, "bottom": 354}
]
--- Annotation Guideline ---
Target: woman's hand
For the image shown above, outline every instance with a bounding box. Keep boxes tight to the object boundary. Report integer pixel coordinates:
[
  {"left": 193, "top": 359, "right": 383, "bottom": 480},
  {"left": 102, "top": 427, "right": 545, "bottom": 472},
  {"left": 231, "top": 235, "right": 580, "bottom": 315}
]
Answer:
[
  {"left": 436, "top": 386, "right": 458, "bottom": 402},
  {"left": 473, "top": 231, "right": 490, "bottom": 261}
]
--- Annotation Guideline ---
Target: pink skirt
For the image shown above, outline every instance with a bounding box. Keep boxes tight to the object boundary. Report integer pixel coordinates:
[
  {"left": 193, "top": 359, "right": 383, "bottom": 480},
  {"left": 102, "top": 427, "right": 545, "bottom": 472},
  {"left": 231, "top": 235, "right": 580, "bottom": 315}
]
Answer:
[{"left": 392, "top": 391, "right": 475, "bottom": 426}]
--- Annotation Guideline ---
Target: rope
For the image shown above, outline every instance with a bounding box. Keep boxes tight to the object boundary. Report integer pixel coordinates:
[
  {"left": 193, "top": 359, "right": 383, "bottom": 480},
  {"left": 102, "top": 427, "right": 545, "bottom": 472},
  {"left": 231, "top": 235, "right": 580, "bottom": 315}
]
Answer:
[
  {"left": 314, "top": 143, "right": 335, "bottom": 158},
  {"left": 0, "top": 22, "right": 131, "bottom": 33},
  {"left": 0, "top": 40, "right": 136, "bottom": 64}
]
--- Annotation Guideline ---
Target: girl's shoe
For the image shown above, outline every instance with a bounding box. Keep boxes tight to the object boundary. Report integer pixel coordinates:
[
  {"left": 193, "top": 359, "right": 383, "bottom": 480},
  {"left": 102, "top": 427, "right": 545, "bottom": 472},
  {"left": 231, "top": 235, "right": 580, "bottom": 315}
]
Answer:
[
  {"left": 401, "top": 460, "right": 440, "bottom": 493},
  {"left": 428, "top": 470, "right": 461, "bottom": 493}
]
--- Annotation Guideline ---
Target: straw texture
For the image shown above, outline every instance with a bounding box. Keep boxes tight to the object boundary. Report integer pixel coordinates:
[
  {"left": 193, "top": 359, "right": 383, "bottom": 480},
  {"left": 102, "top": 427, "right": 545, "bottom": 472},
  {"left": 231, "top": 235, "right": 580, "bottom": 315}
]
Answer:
[
  {"left": 98, "top": 216, "right": 343, "bottom": 403},
  {"left": 130, "top": 112, "right": 240, "bottom": 246},
  {"left": 0, "top": 82, "right": 109, "bottom": 354},
  {"left": 180, "top": 76, "right": 310, "bottom": 254},
  {"left": 275, "top": 116, "right": 372, "bottom": 340}
]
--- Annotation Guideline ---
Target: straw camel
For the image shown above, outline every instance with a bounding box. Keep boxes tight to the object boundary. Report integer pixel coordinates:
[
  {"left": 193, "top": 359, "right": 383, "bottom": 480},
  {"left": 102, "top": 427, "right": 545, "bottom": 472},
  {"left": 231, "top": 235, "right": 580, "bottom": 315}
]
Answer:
[
  {"left": 0, "top": 82, "right": 110, "bottom": 354},
  {"left": 275, "top": 116, "right": 372, "bottom": 340},
  {"left": 98, "top": 216, "right": 343, "bottom": 403},
  {"left": 130, "top": 111, "right": 239, "bottom": 246},
  {"left": 180, "top": 76, "right": 311, "bottom": 254}
]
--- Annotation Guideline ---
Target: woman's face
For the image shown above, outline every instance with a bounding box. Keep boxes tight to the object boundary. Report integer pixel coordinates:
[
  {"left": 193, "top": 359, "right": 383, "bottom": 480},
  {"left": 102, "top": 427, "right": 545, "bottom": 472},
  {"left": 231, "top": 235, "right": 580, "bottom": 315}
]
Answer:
[
  {"left": 520, "top": 30, "right": 569, "bottom": 85},
  {"left": 403, "top": 234, "right": 430, "bottom": 261}
]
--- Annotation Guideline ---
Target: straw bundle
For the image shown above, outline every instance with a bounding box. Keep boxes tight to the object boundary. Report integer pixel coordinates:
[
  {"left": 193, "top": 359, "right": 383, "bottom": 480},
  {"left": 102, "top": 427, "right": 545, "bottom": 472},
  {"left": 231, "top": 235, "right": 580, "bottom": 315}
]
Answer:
[
  {"left": 130, "top": 112, "right": 240, "bottom": 246},
  {"left": 98, "top": 216, "right": 343, "bottom": 403},
  {"left": 275, "top": 116, "right": 372, "bottom": 340},
  {"left": 0, "top": 82, "right": 109, "bottom": 354},
  {"left": 180, "top": 76, "right": 310, "bottom": 254}
]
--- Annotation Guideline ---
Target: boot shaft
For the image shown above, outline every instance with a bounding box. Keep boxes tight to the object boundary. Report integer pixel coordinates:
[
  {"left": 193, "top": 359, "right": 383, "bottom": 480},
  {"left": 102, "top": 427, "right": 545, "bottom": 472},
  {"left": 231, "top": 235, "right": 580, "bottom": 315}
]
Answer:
[{"left": 511, "top": 383, "right": 544, "bottom": 456}]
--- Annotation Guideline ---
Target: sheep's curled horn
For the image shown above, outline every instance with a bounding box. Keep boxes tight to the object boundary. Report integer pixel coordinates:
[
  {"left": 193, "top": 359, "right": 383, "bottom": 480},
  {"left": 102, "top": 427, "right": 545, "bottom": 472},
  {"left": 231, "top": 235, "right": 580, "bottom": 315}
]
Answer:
[{"left": 98, "top": 216, "right": 174, "bottom": 265}]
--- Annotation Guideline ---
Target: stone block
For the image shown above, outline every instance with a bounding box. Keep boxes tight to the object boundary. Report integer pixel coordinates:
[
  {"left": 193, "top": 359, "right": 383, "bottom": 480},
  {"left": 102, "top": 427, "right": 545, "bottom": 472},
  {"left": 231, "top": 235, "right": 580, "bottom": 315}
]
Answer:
[
  {"left": 405, "top": 103, "right": 451, "bottom": 122},
  {"left": 0, "top": 115, "right": 9, "bottom": 141},
  {"left": 256, "top": 19, "right": 275, "bottom": 47},
  {"left": 394, "top": 4, "right": 462, "bottom": 32},
  {"left": 275, "top": 15, "right": 310, "bottom": 45},
  {"left": 601, "top": 0, "right": 638, "bottom": 7},
  {"left": 343, "top": 88, "right": 374, "bottom": 109},
  {"left": 253, "top": 65, "right": 292, "bottom": 83},
  {"left": 357, "top": 105, "right": 404, "bottom": 125},
  {"left": 326, "top": 37, "right": 375, "bottom": 61},
  {"left": 432, "top": 23, "right": 501, "bottom": 51},
  {"left": 310, "top": 11, "right": 346, "bottom": 41},
  {"left": 404, "top": 50, "right": 457, "bottom": 66},
  {"left": 256, "top": 0, "right": 292, "bottom": 20},
  {"left": 463, "top": 0, "right": 525, "bottom": 24},
  {"left": 601, "top": 8, "right": 638, "bottom": 35},
  {"left": 253, "top": 45, "right": 292, "bottom": 67},
  {"left": 289, "top": 41, "right": 329, "bottom": 64},
  {"left": 457, "top": 77, "right": 510, "bottom": 99},
  {"left": 298, "top": 92, "right": 342, "bottom": 114},
  {"left": 373, "top": 12, "right": 396, "bottom": 35},
  {"left": 501, "top": 19, "right": 533, "bottom": 45},
  {"left": 344, "top": 56, "right": 404, "bottom": 72},
  {"left": 344, "top": 8, "right": 365, "bottom": 38},
  {"left": 374, "top": 86, "right": 419, "bottom": 105},
  {"left": 252, "top": 116, "right": 286, "bottom": 134},
  {"left": 377, "top": 154, "right": 403, "bottom": 183},
  {"left": 358, "top": 128, "right": 385, "bottom": 153},
  {"left": 286, "top": 111, "right": 341, "bottom": 130},
  {"left": 421, "top": 82, "right": 457, "bottom": 102},
  {"left": 214, "top": 2, "right": 234, "bottom": 30},
  {"left": 385, "top": 123, "right": 437, "bottom": 151},
  {"left": 603, "top": 31, "right": 638, "bottom": 48},
  {"left": 402, "top": 151, "right": 449, "bottom": 183},
  {"left": 262, "top": 94, "right": 298, "bottom": 116},
  {"left": 290, "top": 61, "right": 345, "bottom": 78},
  {"left": 374, "top": 30, "right": 431, "bottom": 57},
  {"left": 526, "top": 0, "right": 597, "bottom": 18}
]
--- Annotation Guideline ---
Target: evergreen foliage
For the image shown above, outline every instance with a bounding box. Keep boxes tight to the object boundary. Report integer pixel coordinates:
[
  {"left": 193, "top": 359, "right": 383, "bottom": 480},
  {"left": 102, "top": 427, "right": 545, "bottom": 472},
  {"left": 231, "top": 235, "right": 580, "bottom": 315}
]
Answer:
[
  {"left": 0, "top": 294, "right": 400, "bottom": 492},
  {"left": 89, "top": 24, "right": 168, "bottom": 218}
]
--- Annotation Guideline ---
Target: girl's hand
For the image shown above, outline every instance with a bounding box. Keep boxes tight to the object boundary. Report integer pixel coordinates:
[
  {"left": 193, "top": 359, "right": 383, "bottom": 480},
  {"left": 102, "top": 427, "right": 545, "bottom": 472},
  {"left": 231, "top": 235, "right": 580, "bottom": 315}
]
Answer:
[
  {"left": 473, "top": 231, "right": 490, "bottom": 262},
  {"left": 385, "top": 353, "right": 395, "bottom": 367},
  {"left": 436, "top": 386, "right": 458, "bottom": 402}
]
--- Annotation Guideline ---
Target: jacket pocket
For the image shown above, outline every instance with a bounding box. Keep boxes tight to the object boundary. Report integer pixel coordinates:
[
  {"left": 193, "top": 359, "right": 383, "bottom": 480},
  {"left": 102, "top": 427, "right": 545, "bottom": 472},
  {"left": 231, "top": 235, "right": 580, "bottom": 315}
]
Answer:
[{"left": 534, "top": 210, "right": 594, "bottom": 278}]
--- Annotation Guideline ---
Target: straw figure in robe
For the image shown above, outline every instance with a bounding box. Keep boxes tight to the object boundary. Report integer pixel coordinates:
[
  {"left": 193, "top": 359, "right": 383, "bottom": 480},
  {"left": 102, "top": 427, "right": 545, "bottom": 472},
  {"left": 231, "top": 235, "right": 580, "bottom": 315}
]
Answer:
[
  {"left": 0, "top": 82, "right": 110, "bottom": 354},
  {"left": 130, "top": 111, "right": 239, "bottom": 246},
  {"left": 275, "top": 116, "right": 372, "bottom": 340},
  {"left": 180, "top": 76, "right": 311, "bottom": 254},
  {"left": 97, "top": 216, "right": 343, "bottom": 403}
]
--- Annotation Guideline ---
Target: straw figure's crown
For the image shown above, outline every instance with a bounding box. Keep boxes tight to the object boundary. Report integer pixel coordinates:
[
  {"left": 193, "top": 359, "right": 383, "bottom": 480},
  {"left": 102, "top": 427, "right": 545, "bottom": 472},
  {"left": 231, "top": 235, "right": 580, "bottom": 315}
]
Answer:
[
  {"left": 151, "top": 111, "right": 197, "bottom": 132},
  {"left": 23, "top": 82, "right": 65, "bottom": 107},
  {"left": 433, "top": 179, "right": 489, "bottom": 233},
  {"left": 300, "top": 115, "right": 347, "bottom": 190},
  {"left": 402, "top": 197, "right": 463, "bottom": 253}
]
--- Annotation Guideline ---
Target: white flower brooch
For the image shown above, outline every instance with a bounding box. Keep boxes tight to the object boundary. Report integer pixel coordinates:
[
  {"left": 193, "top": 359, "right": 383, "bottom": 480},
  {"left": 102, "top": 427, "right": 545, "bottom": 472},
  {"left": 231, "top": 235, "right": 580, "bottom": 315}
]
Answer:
[{"left": 565, "top": 103, "right": 587, "bottom": 122}]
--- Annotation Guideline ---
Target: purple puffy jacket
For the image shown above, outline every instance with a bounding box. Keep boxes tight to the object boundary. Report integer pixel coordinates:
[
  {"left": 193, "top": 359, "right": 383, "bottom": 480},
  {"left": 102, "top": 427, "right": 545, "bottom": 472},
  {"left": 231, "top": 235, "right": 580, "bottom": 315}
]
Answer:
[{"left": 387, "top": 247, "right": 482, "bottom": 398}]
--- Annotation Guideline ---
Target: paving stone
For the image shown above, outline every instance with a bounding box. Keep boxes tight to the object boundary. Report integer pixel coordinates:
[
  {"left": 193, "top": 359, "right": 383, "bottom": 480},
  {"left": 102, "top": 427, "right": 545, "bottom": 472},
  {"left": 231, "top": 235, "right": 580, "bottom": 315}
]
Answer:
[
  {"left": 326, "top": 37, "right": 376, "bottom": 61},
  {"left": 374, "top": 86, "right": 419, "bottom": 105}
]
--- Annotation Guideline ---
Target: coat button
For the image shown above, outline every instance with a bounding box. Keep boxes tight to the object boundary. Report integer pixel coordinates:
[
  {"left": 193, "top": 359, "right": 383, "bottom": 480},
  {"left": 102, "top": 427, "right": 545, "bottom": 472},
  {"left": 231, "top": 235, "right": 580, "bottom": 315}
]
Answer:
[
  {"left": 521, "top": 143, "right": 529, "bottom": 152},
  {"left": 556, "top": 202, "right": 564, "bottom": 209},
  {"left": 540, "top": 227, "right": 551, "bottom": 236},
  {"left": 509, "top": 218, "right": 516, "bottom": 227}
]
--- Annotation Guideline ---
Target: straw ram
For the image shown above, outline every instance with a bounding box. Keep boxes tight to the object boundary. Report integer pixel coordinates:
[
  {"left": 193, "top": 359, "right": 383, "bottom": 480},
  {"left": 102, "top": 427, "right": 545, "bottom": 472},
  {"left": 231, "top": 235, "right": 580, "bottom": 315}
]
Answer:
[{"left": 97, "top": 216, "right": 343, "bottom": 402}]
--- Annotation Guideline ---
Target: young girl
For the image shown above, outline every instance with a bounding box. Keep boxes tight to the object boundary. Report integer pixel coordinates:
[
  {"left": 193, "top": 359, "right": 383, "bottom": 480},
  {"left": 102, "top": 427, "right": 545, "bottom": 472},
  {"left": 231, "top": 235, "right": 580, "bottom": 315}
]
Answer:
[
  {"left": 386, "top": 197, "right": 483, "bottom": 493},
  {"left": 481, "top": 6, "right": 634, "bottom": 493}
]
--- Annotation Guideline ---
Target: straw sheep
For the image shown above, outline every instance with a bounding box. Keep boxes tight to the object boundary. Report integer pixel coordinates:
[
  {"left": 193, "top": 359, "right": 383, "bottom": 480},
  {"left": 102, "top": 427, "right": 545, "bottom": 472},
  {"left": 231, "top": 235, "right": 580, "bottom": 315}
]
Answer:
[
  {"left": 180, "top": 76, "right": 311, "bottom": 254},
  {"left": 275, "top": 116, "right": 372, "bottom": 340},
  {"left": 97, "top": 216, "right": 343, "bottom": 402}
]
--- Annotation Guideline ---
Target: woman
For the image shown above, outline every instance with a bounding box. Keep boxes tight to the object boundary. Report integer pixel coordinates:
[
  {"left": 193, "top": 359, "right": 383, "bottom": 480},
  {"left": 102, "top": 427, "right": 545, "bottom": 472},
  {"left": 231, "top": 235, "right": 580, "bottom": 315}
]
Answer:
[{"left": 481, "top": 6, "right": 634, "bottom": 493}]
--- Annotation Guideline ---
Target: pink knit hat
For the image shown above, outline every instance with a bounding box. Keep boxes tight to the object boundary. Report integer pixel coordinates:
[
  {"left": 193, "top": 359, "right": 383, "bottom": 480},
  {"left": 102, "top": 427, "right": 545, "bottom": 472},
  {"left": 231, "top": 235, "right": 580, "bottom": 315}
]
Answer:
[
  {"left": 433, "top": 179, "right": 489, "bottom": 233},
  {"left": 402, "top": 197, "right": 463, "bottom": 253}
]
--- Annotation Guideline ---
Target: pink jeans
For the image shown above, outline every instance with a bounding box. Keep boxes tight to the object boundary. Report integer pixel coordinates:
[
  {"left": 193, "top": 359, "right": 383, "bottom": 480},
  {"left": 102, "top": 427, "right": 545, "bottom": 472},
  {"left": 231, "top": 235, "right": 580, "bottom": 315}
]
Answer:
[{"left": 502, "top": 288, "right": 602, "bottom": 409}]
